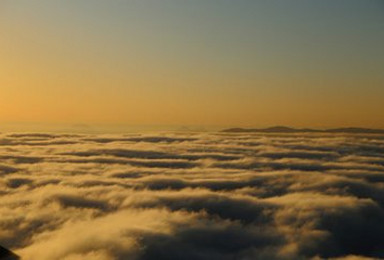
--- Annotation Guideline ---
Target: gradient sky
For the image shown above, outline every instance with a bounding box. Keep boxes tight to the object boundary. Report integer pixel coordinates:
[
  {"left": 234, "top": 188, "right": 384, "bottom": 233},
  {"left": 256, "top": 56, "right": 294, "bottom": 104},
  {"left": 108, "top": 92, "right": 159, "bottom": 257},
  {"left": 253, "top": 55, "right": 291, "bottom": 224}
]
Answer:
[{"left": 1, "top": 0, "right": 384, "bottom": 129}]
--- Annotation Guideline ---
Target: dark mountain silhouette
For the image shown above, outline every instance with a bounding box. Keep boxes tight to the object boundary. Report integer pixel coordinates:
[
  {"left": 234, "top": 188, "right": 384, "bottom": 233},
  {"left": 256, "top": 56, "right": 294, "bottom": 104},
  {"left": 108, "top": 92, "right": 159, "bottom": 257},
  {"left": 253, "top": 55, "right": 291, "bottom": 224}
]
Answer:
[
  {"left": 0, "top": 245, "right": 19, "bottom": 260},
  {"left": 222, "top": 126, "right": 384, "bottom": 134},
  {"left": 326, "top": 127, "right": 384, "bottom": 134}
]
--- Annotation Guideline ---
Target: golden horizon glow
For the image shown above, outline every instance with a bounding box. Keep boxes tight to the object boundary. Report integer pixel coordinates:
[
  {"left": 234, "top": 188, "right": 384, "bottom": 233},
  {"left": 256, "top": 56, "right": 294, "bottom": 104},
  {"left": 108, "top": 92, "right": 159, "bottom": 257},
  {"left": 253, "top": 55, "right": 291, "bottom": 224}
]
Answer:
[{"left": 1, "top": 1, "right": 384, "bottom": 129}]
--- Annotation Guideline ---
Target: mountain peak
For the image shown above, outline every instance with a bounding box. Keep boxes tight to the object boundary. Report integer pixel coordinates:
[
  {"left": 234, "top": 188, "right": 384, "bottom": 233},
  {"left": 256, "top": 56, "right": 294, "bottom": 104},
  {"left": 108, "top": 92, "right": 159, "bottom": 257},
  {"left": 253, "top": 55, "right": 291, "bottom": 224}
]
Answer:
[{"left": 0, "top": 245, "right": 19, "bottom": 260}]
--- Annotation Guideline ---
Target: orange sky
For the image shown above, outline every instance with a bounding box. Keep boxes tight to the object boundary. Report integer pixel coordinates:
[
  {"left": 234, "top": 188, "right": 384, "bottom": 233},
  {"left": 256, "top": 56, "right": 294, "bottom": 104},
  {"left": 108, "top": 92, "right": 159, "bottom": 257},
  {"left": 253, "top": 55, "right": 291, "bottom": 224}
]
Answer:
[{"left": 1, "top": 1, "right": 384, "bottom": 129}]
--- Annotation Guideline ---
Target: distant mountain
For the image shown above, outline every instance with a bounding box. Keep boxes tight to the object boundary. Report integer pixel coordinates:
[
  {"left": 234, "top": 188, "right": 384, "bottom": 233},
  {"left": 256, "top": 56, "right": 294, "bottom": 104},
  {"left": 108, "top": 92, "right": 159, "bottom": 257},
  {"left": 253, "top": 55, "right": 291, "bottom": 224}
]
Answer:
[
  {"left": 222, "top": 126, "right": 384, "bottom": 134},
  {"left": 222, "top": 126, "right": 319, "bottom": 133},
  {"left": 0, "top": 245, "right": 19, "bottom": 260},
  {"left": 326, "top": 127, "right": 384, "bottom": 134}
]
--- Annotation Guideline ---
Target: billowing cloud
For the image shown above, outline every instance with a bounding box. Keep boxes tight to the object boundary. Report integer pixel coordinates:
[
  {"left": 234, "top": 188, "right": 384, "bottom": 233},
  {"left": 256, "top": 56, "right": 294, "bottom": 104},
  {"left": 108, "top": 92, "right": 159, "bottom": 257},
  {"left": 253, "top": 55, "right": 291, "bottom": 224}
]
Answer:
[{"left": 0, "top": 132, "right": 383, "bottom": 259}]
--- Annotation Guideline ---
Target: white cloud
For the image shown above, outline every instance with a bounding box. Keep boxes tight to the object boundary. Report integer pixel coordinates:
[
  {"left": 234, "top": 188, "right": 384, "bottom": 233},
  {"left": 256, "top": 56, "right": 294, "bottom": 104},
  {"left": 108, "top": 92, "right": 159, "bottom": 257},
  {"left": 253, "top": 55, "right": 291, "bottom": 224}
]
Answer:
[{"left": 0, "top": 132, "right": 383, "bottom": 259}]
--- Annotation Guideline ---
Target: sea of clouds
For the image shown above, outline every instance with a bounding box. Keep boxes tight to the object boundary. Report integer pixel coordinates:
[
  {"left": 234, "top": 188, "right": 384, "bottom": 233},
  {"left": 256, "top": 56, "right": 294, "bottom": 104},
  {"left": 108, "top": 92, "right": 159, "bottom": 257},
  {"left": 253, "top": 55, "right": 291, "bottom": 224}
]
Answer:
[{"left": 0, "top": 131, "right": 384, "bottom": 260}]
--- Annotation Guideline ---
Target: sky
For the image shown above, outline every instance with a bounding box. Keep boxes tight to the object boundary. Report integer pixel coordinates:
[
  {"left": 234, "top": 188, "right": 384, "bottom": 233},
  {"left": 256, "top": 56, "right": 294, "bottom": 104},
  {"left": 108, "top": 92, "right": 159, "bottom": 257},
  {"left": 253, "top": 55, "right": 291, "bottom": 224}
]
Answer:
[{"left": 1, "top": 0, "right": 384, "bottom": 130}]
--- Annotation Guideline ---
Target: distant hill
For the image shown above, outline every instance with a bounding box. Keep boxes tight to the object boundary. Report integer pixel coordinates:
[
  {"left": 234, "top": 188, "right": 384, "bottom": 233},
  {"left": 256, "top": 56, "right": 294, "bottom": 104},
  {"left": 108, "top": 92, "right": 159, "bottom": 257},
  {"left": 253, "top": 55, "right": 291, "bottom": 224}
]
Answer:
[
  {"left": 222, "top": 126, "right": 384, "bottom": 134},
  {"left": 0, "top": 245, "right": 19, "bottom": 260},
  {"left": 326, "top": 127, "right": 384, "bottom": 134}
]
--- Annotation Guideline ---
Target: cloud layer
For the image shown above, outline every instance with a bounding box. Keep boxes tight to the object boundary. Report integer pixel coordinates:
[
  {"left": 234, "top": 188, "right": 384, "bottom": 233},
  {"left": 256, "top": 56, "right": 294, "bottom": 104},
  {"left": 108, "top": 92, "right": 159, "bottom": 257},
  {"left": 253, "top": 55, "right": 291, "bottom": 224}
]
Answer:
[{"left": 0, "top": 132, "right": 384, "bottom": 259}]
